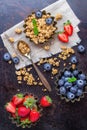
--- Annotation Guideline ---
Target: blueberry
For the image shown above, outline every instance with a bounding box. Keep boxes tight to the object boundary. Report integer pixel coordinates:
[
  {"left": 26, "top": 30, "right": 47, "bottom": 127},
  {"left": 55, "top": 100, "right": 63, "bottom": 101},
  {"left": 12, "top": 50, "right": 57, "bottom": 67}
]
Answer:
[
  {"left": 70, "top": 86, "right": 78, "bottom": 94},
  {"left": 3, "top": 52, "right": 11, "bottom": 61},
  {"left": 78, "top": 74, "right": 86, "bottom": 80},
  {"left": 76, "top": 89, "right": 83, "bottom": 96},
  {"left": 77, "top": 45, "right": 85, "bottom": 54},
  {"left": 77, "top": 79, "right": 85, "bottom": 88},
  {"left": 70, "top": 56, "right": 78, "bottom": 64},
  {"left": 64, "top": 82, "right": 72, "bottom": 89},
  {"left": 73, "top": 70, "right": 79, "bottom": 76},
  {"left": 46, "top": 18, "right": 53, "bottom": 25},
  {"left": 67, "top": 92, "right": 75, "bottom": 100},
  {"left": 61, "top": 76, "right": 65, "bottom": 80},
  {"left": 64, "top": 77, "right": 70, "bottom": 82},
  {"left": 44, "top": 63, "right": 52, "bottom": 71},
  {"left": 64, "top": 71, "right": 71, "bottom": 77},
  {"left": 12, "top": 57, "right": 20, "bottom": 64},
  {"left": 35, "top": 11, "right": 42, "bottom": 18},
  {"left": 58, "top": 79, "right": 64, "bottom": 86},
  {"left": 59, "top": 87, "right": 66, "bottom": 95}
]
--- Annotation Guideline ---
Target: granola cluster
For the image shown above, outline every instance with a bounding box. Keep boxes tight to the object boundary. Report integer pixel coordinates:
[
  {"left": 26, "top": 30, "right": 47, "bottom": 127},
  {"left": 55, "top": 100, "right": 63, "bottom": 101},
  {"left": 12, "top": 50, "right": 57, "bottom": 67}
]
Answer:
[{"left": 24, "top": 11, "right": 57, "bottom": 45}]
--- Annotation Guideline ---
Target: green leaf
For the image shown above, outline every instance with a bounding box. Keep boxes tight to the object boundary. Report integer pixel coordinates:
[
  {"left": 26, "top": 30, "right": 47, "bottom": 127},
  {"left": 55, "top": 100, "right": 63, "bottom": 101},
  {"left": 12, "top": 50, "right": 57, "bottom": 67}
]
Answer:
[
  {"left": 33, "top": 27, "right": 39, "bottom": 35},
  {"left": 23, "top": 98, "right": 37, "bottom": 109},
  {"left": 68, "top": 77, "right": 77, "bottom": 83},
  {"left": 32, "top": 19, "right": 39, "bottom": 35}
]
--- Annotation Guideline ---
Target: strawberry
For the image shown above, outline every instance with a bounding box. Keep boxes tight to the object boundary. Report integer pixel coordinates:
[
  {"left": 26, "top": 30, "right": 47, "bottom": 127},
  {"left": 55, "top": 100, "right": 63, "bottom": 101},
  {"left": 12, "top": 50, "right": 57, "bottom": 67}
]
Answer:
[
  {"left": 58, "top": 32, "right": 69, "bottom": 43},
  {"left": 29, "top": 109, "right": 40, "bottom": 123},
  {"left": 23, "top": 95, "right": 34, "bottom": 103},
  {"left": 64, "top": 20, "right": 73, "bottom": 36},
  {"left": 40, "top": 96, "right": 52, "bottom": 107},
  {"left": 5, "top": 102, "right": 16, "bottom": 113},
  {"left": 18, "top": 106, "right": 30, "bottom": 117},
  {"left": 12, "top": 93, "right": 24, "bottom": 106}
]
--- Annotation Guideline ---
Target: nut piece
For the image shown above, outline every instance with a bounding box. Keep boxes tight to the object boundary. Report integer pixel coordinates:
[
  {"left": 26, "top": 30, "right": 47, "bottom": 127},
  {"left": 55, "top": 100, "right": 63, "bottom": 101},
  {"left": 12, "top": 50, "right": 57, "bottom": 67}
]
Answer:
[
  {"left": 52, "top": 68, "right": 58, "bottom": 75},
  {"left": 15, "top": 28, "right": 22, "bottom": 34},
  {"left": 55, "top": 14, "right": 62, "bottom": 21},
  {"left": 8, "top": 37, "right": 14, "bottom": 43},
  {"left": 43, "top": 45, "right": 50, "bottom": 51}
]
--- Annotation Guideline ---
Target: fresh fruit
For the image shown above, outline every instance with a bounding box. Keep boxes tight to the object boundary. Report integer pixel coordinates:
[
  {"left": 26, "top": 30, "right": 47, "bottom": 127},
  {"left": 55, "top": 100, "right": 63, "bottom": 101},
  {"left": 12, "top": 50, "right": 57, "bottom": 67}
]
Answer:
[
  {"left": 5, "top": 102, "right": 16, "bottom": 113},
  {"left": 35, "top": 11, "right": 42, "bottom": 18},
  {"left": 46, "top": 18, "right": 53, "bottom": 25},
  {"left": 59, "top": 87, "right": 66, "bottom": 95},
  {"left": 3, "top": 52, "right": 11, "bottom": 61},
  {"left": 12, "top": 57, "right": 20, "bottom": 64},
  {"left": 30, "top": 110, "right": 40, "bottom": 123},
  {"left": 70, "top": 86, "right": 78, "bottom": 94},
  {"left": 44, "top": 63, "right": 52, "bottom": 71},
  {"left": 23, "top": 95, "right": 34, "bottom": 103},
  {"left": 77, "top": 79, "right": 85, "bottom": 88},
  {"left": 78, "top": 74, "right": 86, "bottom": 80},
  {"left": 73, "top": 70, "right": 79, "bottom": 76},
  {"left": 70, "top": 56, "right": 78, "bottom": 64},
  {"left": 64, "top": 82, "right": 72, "bottom": 89},
  {"left": 40, "top": 96, "right": 52, "bottom": 107},
  {"left": 77, "top": 45, "right": 85, "bottom": 53},
  {"left": 64, "top": 70, "right": 71, "bottom": 77},
  {"left": 67, "top": 92, "right": 75, "bottom": 100},
  {"left": 76, "top": 89, "right": 83, "bottom": 96},
  {"left": 12, "top": 93, "right": 24, "bottom": 106},
  {"left": 64, "top": 20, "right": 73, "bottom": 36},
  {"left": 18, "top": 106, "right": 30, "bottom": 117},
  {"left": 58, "top": 79, "right": 64, "bottom": 86},
  {"left": 58, "top": 32, "right": 69, "bottom": 43}
]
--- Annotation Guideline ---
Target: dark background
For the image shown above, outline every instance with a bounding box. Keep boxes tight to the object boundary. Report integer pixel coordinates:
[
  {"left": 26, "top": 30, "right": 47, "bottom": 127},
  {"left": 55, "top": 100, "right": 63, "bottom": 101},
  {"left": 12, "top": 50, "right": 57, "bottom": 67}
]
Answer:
[{"left": 0, "top": 0, "right": 87, "bottom": 130}]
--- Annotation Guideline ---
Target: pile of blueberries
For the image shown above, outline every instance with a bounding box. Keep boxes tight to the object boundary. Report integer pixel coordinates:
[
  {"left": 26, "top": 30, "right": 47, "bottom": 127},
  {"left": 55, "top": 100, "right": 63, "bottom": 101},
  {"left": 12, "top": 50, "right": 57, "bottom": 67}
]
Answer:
[{"left": 57, "top": 68, "right": 87, "bottom": 100}]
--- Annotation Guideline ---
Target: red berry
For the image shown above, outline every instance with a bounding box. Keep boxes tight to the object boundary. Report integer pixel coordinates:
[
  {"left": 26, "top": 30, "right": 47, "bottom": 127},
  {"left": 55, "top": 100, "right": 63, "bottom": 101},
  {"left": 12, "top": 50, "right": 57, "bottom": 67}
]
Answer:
[
  {"left": 18, "top": 106, "right": 30, "bottom": 117},
  {"left": 40, "top": 96, "right": 52, "bottom": 107}
]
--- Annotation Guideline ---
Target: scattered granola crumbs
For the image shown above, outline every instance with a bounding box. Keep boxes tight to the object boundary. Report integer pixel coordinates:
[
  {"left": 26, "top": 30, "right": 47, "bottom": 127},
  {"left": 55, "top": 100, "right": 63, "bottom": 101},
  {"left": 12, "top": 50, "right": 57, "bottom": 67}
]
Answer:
[
  {"left": 37, "top": 63, "right": 41, "bottom": 66},
  {"left": 43, "top": 88, "right": 47, "bottom": 92},
  {"left": 12, "top": 53, "right": 17, "bottom": 57},
  {"left": 18, "top": 81, "right": 22, "bottom": 84},
  {"left": 37, "top": 77, "right": 40, "bottom": 80},
  {"left": 72, "top": 64, "right": 76, "bottom": 69},
  {"left": 8, "top": 60, "right": 12, "bottom": 64},
  {"left": 51, "top": 77, "right": 54, "bottom": 79},
  {"left": 52, "top": 68, "right": 58, "bottom": 75},
  {"left": 15, "top": 71, "right": 21, "bottom": 76},
  {"left": 15, "top": 28, "right": 22, "bottom": 34},
  {"left": 8, "top": 37, "right": 14, "bottom": 43},
  {"left": 69, "top": 63, "right": 71, "bottom": 65},
  {"left": 17, "top": 89, "right": 20, "bottom": 92},
  {"left": 64, "top": 63, "right": 66, "bottom": 66},
  {"left": 55, "top": 13, "right": 62, "bottom": 21},
  {"left": 17, "top": 76, "right": 22, "bottom": 81},
  {"left": 27, "top": 67, "right": 32, "bottom": 71},
  {"left": 38, "top": 82, "right": 43, "bottom": 86},
  {"left": 43, "top": 45, "right": 50, "bottom": 51},
  {"left": 33, "top": 82, "right": 38, "bottom": 85}
]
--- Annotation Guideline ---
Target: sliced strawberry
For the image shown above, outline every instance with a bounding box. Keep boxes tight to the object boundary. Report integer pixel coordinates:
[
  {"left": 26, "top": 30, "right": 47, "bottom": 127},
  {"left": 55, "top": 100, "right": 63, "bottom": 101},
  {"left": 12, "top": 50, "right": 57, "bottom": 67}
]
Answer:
[
  {"left": 18, "top": 106, "right": 30, "bottom": 117},
  {"left": 58, "top": 32, "right": 69, "bottom": 43},
  {"left": 5, "top": 102, "right": 16, "bottom": 113},
  {"left": 12, "top": 93, "right": 24, "bottom": 106},
  {"left": 40, "top": 95, "right": 52, "bottom": 107},
  {"left": 64, "top": 20, "right": 73, "bottom": 36},
  {"left": 11, "top": 113, "right": 16, "bottom": 118},
  {"left": 29, "top": 109, "right": 40, "bottom": 123}
]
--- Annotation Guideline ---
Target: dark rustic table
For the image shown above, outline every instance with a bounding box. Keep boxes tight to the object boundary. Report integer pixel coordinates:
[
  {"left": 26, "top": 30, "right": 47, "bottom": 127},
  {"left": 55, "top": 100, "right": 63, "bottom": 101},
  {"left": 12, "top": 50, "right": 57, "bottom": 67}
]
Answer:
[{"left": 0, "top": 0, "right": 87, "bottom": 130}]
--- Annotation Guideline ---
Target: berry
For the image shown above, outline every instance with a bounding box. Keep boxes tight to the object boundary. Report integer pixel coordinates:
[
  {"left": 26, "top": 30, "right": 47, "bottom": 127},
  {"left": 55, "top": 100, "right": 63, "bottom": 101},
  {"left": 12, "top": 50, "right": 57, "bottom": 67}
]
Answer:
[
  {"left": 64, "top": 71, "right": 71, "bottom": 77},
  {"left": 59, "top": 87, "right": 66, "bottom": 95},
  {"left": 35, "top": 11, "right": 42, "bottom": 18},
  {"left": 73, "top": 70, "right": 79, "bottom": 76},
  {"left": 70, "top": 56, "right": 78, "bottom": 64},
  {"left": 76, "top": 89, "right": 83, "bottom": 96},
  {"left": 3, "top": 52, "right": 11, "bottom": 61},
  {"left": 46, "top": 18, "right": 53, "bottom": 25},
  {"left": 77, "top": 79, "right": 85, "bottom": 88},
  {"left": 78, "top": 74, "right": 86, "bottom": 80},
  {"left": 64, "top": 82, "right": 72, "bottom": 89},
  {"left": 18, "top": 106, "right": 30, "bottom": 117},
  {"left": 70, "top": 86, "right": 78, "bottom": 94},
  {"left": 58, "top": 79, "right": 64, "bottom": 86},
  {"left": 67, "top": 92, "right": 75, "bottom": 100},
  {"left": 44, "top": 63, "right": 52, "bottom": 71},
  {"left": 5, "top": 102, "right": 16, "bottom": 114},
  {"left": 40, "top": 96, "right": 52, "bottom": 107},
  {"left": 12, "top": 57, "right": 20, "bottom": 64},
  {"left": 30, "top": 110, "right": 40, "bottom": 123},
  {"left": 77, "top": 45, "right": 85, "bottom": 53}
]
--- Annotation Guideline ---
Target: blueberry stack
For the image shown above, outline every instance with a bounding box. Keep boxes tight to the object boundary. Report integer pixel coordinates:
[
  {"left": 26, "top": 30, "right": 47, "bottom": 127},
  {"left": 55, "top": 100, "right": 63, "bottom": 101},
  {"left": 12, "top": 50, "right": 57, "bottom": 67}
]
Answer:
[{"left": 56, "top": 68, "right": 87, "bottom": 102}]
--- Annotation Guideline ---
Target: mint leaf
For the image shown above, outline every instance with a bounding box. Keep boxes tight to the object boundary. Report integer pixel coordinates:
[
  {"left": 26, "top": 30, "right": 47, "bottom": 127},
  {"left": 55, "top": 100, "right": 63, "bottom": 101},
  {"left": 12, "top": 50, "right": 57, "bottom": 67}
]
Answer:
[
  {"left": 32, "top": 19, "right": 39, "bottom": 35},
  {"left": 68, "top": 77, "right": 77, "bottom": 83}
]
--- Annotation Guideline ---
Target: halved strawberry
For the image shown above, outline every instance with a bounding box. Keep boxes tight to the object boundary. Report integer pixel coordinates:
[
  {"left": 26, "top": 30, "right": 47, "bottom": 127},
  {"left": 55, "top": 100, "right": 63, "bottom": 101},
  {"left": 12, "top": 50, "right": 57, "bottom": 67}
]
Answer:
[
  {"left": 29, "top": 109, "right": 40, "bottom": 123},
  {"left": 40, "top": 95, "right": 52, "bottom": 107},
  {"left": 18, "top": 106, "right": 30, "bottom": 117},
  {"left": 12, "top": 93, "right": 24, "bottom": 106},
  {"left": 58, "top": 32, "right": 69, "bottom": 43},
  {"left": 5, "top": 102, "right": 16, "bottom": 113},
  {"left": 64, "top": 20, "right": 73, "bottom": 36}
]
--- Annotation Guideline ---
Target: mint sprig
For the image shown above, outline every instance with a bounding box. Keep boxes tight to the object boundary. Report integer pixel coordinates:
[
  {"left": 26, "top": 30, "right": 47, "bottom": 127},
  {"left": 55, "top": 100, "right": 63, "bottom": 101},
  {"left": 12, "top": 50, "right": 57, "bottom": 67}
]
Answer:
[
  {"left": 68, "top": 77, "right": 77, "bottom": 83},
  {"left": 32, "top": 19, "right": 39, "bottom": 35}
]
